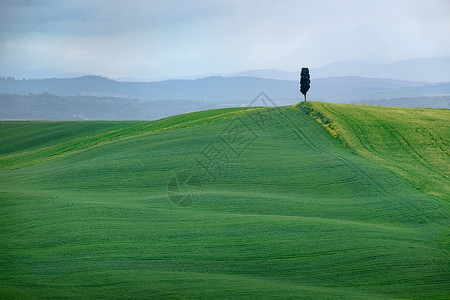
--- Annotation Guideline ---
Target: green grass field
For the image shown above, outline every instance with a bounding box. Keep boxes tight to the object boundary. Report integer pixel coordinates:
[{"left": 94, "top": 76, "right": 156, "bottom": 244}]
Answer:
[
  {"left": 0, "top": 103, "right": 449, "bottom": 299},
  {"left": 300, "top": 102, "right": 450, "bottom": 199}
]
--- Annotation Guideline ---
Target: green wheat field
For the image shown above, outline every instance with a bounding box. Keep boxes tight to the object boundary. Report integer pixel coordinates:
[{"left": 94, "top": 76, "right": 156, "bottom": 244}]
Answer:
[{"left": 0, "top": 102, "right": 449, "bottom": 299}]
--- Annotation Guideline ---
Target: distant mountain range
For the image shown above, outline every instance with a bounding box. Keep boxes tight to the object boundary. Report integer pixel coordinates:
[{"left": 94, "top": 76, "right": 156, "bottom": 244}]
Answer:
[
  {"left": 1, "top": 57, "right": 449, "bottom": 121},
  {"left": 233, "top": 57, "right": 450, "bottom": 82},
  {"left": 1, "top": 75, "right": 450, "bottom": 104},
  {"left": 0, "top": 93, "right": 216, "bottom": 121},
  {"left": 1, "top": 92, "right": 447, "bottom": 121}
]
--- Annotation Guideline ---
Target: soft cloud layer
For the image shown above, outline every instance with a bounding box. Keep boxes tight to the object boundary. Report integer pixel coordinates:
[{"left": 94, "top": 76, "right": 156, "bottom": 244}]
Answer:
[{"left": 1, "top": 0, "right": 449, "bottom": 80}]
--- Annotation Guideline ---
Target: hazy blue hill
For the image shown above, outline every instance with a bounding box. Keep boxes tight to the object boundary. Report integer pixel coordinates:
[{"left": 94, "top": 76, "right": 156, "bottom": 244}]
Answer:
[
  {"left": 0, "top": 93, "right": 215, "bottom": 121},
  {"left": 2, "top": 75, "right": 449, "bottom": 121},
  {"left": 1, "top": 75, "right": 449, "bottom": 104},
  {"left": 326, "top": 57, "right": 450, "bottom": 82},
  {"left": 236, "top": 57, "right": 450, "bottom": 82},
  {"left": 232, "top": 69, "right": 298, "bottom": 81},
  {"left": 0, "top": 76, "right": 115, "bottom": 96},
  {"left": 0, "top": 76, "right": 296, "bottom": 101}
]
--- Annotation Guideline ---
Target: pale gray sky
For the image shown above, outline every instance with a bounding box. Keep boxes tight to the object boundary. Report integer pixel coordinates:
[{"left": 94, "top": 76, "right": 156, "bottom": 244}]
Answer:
[{"left": 1, "top": 0, "right": 449, "bottom": 80}]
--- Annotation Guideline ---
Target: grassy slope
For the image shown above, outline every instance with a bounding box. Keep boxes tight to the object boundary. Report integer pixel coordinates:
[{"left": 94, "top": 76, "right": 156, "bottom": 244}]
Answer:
[
  {"left": 0, "top": 107, "right": 252, "bottom": 170},
  {"left": 301, "top": 102, "right": 449, "bottom": 200},
  {"left": 0, "top": 105, "right": 449, "bottom": 299}
]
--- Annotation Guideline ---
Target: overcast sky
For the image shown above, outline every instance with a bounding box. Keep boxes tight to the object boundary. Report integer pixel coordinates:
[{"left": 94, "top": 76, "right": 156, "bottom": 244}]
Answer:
[{"left": 1, "top": 0, "right": 449, "bottom": 80}]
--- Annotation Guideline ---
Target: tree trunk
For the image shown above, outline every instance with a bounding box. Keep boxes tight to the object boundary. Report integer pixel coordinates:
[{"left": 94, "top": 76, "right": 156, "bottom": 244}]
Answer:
[{"left": 304, "top": 94, "right": 307, "bottom": 101}]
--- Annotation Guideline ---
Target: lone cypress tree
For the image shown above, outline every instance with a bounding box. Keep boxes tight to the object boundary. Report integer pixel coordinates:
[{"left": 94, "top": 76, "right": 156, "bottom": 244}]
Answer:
[{"left": 300, "top": 67, "right": 310, "bottom": 101}]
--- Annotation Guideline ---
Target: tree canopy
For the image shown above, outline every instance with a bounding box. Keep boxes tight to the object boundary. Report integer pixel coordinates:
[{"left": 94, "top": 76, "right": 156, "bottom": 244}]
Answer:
[{"left": 300, "top": 68, "right": 310, "bottom": 101}]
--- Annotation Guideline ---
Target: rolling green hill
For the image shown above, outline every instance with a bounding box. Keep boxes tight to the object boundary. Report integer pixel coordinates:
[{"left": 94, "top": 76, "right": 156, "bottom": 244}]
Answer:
[
  {"left": 299, "top": 102, "right": 449, "bottom": 199},
  {"left": 0, "top": 103, "right": 449, "bottom": 299}
]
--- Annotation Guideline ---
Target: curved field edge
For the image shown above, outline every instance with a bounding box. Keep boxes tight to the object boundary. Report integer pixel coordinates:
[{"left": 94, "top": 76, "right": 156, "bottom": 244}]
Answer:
[
  {"left": 296, "top": 101, "right": 450, "bottom": 200},
  {"left": 0, "top": 107, "right": 256, "bottom": 170}
]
